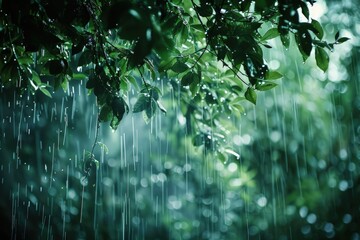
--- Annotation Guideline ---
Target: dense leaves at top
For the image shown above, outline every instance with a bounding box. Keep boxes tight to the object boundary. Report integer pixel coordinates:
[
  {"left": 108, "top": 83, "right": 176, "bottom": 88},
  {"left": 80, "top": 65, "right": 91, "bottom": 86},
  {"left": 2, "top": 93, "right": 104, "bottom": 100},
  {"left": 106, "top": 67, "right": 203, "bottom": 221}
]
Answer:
[{"left": 0, "top": 0, "right": 347, "bottom": 150}]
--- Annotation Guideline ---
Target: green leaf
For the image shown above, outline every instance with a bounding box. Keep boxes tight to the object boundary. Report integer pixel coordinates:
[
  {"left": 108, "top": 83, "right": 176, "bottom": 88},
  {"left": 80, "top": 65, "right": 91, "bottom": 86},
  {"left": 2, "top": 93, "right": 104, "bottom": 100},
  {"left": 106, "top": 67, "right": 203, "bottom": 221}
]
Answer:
[
  {"left": 120, "top": 78, "right": 129, "bottom": 91},
  {"left": 39, "top": 87, "right": 52, "bottom": 98},
  {"left": 261, "top": 28, "right": 279, "bottom": 41},
  {"left": 299, "top": 1, "right": 310, "bottom": 19},
  {"left": 133, "top": 94, "right": 150, "bottom": 113},
  {"left": 145, "top": 98, "right": 157, "bottom": 120},
  {"left": 31, "top": 71, "right": 42, "bottom": 86},
  {"left": 99, "top": 104, "right": 113, "bottom": 122},
  {"left": 335, "top": 31, "right": 340, "bottom": 41},
  {"left": 311, "top": 19, "right": 324, "bottom": 40},
  {"left": 110, "top": 116, "right": 120, "bottom": 130},
  {"left": 265, "top": 70, "right": 283, "bottom": 80},
  {"left": 158, "top": 58, "right": 177, "bottom": 72},
  {"left": 255, "top": 81, "right": 278, "bottom": 91},
  {"left": 296, "top": 30, "right": 312, "bottom": 61},
  {"left": 72, "top": 73, "right": 87, "bottom": 80},
  {"left": 110, "top": 97, "right": 129, "bottom": 129},
  {"left": 171, "top": 61, "right": 189, "bottom": 73},
  {"left": 196, "top": 5, "right": 213, "bottom": 17},
  {"left": 150, "top": 87, "right": 161, "bottom": 100},
  {"left": 315, "top": 46, "right": 329, "bottom": 72},
  {"left": 244, "top": 87, "right": 257, "bottom": 104},
  {"left": 125, "top": 75, "right": 139, "bottom": 90},
  {"left": 181, "top": 71, "right": 198, "bottom": 86},
  {"left": 17, "top": 55, "right": 33, "bottom": 65},
  {"left": 336, "top": 37, "right": 350, "bottom": 44}
]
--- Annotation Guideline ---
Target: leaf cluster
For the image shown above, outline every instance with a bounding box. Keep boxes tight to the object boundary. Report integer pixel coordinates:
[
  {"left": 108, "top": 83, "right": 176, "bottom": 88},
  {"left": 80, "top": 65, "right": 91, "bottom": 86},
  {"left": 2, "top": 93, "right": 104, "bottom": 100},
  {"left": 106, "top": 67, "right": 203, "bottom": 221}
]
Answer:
[{"left": 0, "top": 0, "right": 349, "bottom": 150}]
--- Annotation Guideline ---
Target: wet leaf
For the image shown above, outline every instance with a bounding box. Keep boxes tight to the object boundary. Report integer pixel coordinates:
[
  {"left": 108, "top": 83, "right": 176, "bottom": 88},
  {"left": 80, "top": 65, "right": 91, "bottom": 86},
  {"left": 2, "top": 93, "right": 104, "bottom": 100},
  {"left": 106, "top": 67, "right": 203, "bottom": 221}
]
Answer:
[
  {"left": 150, "top": 87, "right": 161, "bottom": 101},
  {"left": 255, "top": 81, "right": 278, "bottom": 91},
  {"left": 196, "top": 5, "right": 213, "bottom": 17},
  {"left": 112, "top": 97, "right": 129, "bottom": 121},
  {"left": 171, "top": 61, "right": 189, "bottom": 73},
  {"left": 145, "top": 98, "right": 157, "bottom": 120},
  {"left": 261, "top": 28, "right": 279, "bottom": 41},
  {"left": 296, "top": 30, "right": 312, "bottom": 61},
  {"left": 265, "top": 70, "right": 283, "bottom": 80},
  {"left": 133, "top": 93, "right": 150, "bottom": 113},
  {"left": 39, "top": 87, "right": 52, "bottom": 98},
  {"left": 99, "top": 104, "right": 113, "bottom": 122},
  {"left": 126, "top": 75, "right": 139, "bottom": 90},
  {"left": 181, "top": 71, "right": 198, "bottom": 86},
  {"left": 72, "top": 73, "right": 87, "bottom": 80},
  {"left": 311, "top": 19, "right": 324, "bottom": 40},
  {"left": 336, "top": 37, "right": 350, "bottom": 44},
  {"left": 315, "top": 46, "right": 329, "bottom": 72},
  {"left": 299, "top": 1, "right": 310, "bottom": 19},
  {"left": 245, "top": 87, "right": 257, "bottom": 104}
]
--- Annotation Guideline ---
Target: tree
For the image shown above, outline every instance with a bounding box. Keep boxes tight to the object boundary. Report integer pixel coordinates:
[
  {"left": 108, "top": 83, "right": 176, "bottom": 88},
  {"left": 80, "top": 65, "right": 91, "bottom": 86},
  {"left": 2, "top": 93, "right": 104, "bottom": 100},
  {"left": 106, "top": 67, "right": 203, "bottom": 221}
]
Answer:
[{"left": 0, "top": 0, "right": 347, "bottom": 134}]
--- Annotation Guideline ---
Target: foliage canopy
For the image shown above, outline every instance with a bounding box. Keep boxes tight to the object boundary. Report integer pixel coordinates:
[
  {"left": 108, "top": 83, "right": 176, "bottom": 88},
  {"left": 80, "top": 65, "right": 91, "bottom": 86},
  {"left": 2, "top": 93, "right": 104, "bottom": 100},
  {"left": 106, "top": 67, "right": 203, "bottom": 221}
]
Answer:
[{"left": 0, "top": 0, "right": 348, "bottom": 149}]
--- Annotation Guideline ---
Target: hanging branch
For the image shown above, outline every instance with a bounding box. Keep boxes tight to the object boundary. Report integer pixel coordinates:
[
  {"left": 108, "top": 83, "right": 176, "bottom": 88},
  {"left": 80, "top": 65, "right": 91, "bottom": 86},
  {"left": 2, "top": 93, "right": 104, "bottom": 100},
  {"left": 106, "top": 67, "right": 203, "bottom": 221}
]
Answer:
[{"left": 83, "top": 110, "right": 101, "bottom": 180}]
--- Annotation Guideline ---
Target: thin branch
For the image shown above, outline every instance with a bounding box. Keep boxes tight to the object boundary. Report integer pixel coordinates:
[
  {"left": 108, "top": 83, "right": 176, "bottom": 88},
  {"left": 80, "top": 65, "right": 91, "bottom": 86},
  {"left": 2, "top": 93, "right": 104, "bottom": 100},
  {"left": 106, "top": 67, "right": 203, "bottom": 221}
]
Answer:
[
  {"left": 190, "top": 0, "right": 206, "bottom": 31},
  {"left": 137, "top": 67, "right": 150, "bottom": 89},
  {"left": 190, "top": 43, "right": 209, "bottom": 69},
  {"left": 83, "top": 111, "right": 100, "bottom": 177},
  {"left": 216, "top": 56, "right": 249, "bottom": 86},
  {"left": 85, "top": 1, "right": 116, "bottom": 77}
]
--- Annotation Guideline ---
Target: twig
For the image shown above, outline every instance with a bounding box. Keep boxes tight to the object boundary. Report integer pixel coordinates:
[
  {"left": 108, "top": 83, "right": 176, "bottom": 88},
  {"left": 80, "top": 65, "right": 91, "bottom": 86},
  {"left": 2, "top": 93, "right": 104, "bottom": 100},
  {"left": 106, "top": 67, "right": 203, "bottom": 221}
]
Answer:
[
  {"left": 190, "top": 43, "right": 209, "bottom": 69},
  {"left": 137, "top": 67, "right": 150, "bottom": 89},
  {"left": 190, "top": 0, "right": 206, "bottom": 31},
  {"left": 85, "top": 1, "right": 116, "bottom": 77},
  {"left": 216, "top": 56, "right": 249, "bottom": 86}
]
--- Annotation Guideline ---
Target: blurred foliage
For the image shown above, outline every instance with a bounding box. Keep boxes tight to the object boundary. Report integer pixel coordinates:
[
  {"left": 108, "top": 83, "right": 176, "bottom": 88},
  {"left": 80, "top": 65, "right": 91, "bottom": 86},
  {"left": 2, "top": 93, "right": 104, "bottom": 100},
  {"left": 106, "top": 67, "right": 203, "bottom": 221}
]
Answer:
[{"left": 0, "top": 0, "right": 359, "bottom": 240}]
